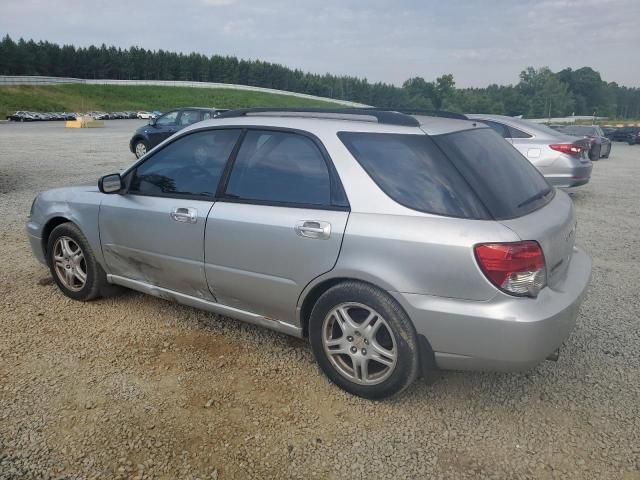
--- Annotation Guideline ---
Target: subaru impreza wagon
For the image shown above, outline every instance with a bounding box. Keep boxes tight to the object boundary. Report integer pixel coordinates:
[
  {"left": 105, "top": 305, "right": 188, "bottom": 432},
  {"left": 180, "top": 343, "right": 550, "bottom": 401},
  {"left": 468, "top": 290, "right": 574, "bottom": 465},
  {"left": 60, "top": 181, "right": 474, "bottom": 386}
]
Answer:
[{"left": 26, "top": 108, "right": 591, "bottom": 399}]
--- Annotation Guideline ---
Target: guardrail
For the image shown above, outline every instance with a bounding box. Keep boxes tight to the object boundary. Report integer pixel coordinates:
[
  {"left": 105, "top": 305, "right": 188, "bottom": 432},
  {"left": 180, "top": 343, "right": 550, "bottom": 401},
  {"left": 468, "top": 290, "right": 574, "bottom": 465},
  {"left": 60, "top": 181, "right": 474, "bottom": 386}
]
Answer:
[{"left": 0, "top": 75, "right": 369, "bottom": 107}]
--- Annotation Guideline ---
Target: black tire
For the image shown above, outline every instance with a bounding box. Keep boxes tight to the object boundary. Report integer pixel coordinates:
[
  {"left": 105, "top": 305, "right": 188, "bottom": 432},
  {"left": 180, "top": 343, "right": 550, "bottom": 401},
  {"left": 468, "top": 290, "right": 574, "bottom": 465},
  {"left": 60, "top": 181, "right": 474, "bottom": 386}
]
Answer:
[
  {"left": 133, "top": 139, "right": 150, "bottom": 159},
  {"left": 46, "top": 222, "right": 112, "bottom": 301},
  {"left": 589, "top": 145, "right": 601, "bottom": 161},
  {"left": 309, "top": 281, "right": 420, "bottom": 400}
]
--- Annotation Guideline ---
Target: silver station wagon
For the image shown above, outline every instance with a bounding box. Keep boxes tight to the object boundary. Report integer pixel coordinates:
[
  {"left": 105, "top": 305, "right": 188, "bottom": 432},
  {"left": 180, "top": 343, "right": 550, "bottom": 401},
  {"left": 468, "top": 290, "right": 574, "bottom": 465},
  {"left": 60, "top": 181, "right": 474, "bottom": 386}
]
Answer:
[{"left": 26, "top": 108, "right": 592, "bottom": 399}]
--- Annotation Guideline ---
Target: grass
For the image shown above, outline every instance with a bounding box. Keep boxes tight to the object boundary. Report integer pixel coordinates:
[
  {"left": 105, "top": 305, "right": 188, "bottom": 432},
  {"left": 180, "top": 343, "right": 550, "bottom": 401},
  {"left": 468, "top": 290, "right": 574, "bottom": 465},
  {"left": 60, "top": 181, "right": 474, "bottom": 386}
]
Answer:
[{"left": 0, "top": 84, "right": 343, "bottom": 118}]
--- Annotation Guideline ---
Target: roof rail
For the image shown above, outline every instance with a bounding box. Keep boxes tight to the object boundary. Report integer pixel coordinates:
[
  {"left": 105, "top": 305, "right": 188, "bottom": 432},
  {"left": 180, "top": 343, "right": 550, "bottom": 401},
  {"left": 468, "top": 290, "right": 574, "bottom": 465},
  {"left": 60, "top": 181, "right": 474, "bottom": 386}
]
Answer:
[
  {"left": 215, "top": 107, "right": 421, "bottom": 127},
  {"left": 396, "top": 109, "right": 469, "bottom": 121}
]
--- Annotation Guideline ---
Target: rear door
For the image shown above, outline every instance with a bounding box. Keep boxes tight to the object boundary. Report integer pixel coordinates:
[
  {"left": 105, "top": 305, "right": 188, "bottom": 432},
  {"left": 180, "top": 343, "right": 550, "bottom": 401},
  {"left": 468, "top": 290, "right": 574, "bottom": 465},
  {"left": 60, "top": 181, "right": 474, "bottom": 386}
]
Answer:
[{"left": 204, "top": 129, "right": 349, "bottom": 325}]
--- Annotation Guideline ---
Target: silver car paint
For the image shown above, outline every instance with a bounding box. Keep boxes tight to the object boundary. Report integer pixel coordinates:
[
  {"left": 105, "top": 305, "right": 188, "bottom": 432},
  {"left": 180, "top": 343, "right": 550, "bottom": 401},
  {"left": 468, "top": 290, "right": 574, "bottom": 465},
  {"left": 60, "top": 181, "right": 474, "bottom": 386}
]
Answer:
[
  {"left": 99, "top": 194, "right": 215, "bottom": 300},
  {"left": 467, "top": 114, "right": 593, "bottom": 188},
  {"left": 27, "top": 115, "right": 592, "bottom": 372},
  {"left": 204, "top": 202, "right": 348, "bottom": 325}
]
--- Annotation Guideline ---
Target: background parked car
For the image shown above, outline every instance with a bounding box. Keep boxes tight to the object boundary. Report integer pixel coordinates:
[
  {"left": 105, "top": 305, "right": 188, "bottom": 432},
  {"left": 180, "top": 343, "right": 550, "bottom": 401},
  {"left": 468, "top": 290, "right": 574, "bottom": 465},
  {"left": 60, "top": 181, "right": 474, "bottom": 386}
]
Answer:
[
  {"left": 467, "top": 114, "right": 593, "bottom": 188},
  {"left": 6, "top": 111, "right": 36, "bottom": 121},
  {"left": 137, "top": 111, "right": 152, "bottom": 119},
  {"left": 628, "top": 131, "right": 640, "bottom": 145},
  {"left": 129, "top": 107, "right": 221, "bottom": 158},
  {"left": 552, "top": 125, "right": 611, "bottom": 160},
  {"left": 608, "top": 126, "right": 640, "bottom": 142}
]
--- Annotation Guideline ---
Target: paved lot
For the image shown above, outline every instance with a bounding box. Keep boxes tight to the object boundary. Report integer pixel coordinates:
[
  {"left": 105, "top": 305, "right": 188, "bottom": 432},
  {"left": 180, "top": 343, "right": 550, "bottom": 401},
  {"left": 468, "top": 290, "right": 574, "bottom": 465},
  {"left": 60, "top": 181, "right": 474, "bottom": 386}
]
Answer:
[{"left": 1, "top": 120, "right": 639, "bottom": 479}]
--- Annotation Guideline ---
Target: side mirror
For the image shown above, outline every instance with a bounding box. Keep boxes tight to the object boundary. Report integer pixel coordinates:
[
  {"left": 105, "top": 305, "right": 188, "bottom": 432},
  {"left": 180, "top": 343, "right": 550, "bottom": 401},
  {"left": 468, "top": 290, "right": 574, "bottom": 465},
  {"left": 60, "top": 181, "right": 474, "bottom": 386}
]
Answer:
[
  {"left": 98, "top": 173, "right": 123, "bottom": 194},
  {"left": 148, "top": 117, "right": 157, "bottom": 126}
]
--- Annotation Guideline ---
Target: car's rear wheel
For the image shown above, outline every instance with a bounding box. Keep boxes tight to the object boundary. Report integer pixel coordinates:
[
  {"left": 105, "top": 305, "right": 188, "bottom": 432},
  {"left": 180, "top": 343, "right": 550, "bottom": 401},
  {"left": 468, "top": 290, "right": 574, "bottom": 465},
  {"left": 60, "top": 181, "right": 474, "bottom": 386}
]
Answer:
[
  {"left": 47, "top": 223, "right": 112, "bottom": 301},
  {"left": 309, "top": 281, "right": 419, "bottom": 399},
  {"left": 134, "top": 139, "right": 149, "bottom": 158}
]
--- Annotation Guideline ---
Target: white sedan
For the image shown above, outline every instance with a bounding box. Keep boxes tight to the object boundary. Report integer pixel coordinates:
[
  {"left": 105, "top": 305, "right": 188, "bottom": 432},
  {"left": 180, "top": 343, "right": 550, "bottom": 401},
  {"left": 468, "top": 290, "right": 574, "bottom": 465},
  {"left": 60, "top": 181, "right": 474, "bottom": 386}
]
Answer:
[{"left": 136, "top": 111, "right": 152, "bottom": 119}]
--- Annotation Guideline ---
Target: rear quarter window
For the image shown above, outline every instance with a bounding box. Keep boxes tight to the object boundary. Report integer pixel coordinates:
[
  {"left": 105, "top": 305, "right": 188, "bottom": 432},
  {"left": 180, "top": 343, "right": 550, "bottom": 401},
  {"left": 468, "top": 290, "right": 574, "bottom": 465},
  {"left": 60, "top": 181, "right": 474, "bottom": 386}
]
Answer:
[{"left": 338, "top": 132, "right": 490, "bottom": 219}]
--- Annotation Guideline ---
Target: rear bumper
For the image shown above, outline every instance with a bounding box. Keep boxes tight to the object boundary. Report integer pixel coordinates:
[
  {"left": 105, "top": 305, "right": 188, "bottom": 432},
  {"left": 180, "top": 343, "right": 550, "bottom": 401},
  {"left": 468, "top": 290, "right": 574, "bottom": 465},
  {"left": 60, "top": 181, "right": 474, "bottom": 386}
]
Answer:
[
  {"left": 545, "top": 163, "right": 593, "bottom": 188},
  {"left": 392, "top": 246, "right": 591, "bottom": 372}
]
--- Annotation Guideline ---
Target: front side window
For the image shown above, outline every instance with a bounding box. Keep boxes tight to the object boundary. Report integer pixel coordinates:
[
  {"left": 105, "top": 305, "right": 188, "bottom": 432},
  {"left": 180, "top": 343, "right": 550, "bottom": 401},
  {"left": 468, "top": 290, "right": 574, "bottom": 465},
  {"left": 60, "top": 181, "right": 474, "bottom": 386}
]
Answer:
[
  {"left": 225, "top": 130, "right": 332, "bottom": 206},
  {"left": 129, "top": 129, "right": 241, "bottom": 197},
  {"left": 156, "top": 111, "right": 179, "bottom": 126}
]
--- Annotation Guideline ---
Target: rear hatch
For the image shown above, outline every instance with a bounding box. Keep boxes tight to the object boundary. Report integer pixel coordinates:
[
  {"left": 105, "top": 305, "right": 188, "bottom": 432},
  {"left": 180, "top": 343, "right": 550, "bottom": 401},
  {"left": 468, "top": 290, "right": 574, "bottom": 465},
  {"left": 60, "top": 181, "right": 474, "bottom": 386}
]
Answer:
[
  {"left": 499, "top": 192, "right": 576, "bottom": 287},
  {"left": 431, "top": 126, "right": 577, "bottom": 287}
]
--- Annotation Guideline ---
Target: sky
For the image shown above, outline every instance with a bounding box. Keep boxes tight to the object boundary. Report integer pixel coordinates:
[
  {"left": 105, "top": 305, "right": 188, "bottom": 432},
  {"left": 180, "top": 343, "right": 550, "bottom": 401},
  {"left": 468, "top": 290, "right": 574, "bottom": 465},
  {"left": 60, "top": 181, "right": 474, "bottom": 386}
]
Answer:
[{"left": 1, "top": 0, "right": 639, "bottom": 88}]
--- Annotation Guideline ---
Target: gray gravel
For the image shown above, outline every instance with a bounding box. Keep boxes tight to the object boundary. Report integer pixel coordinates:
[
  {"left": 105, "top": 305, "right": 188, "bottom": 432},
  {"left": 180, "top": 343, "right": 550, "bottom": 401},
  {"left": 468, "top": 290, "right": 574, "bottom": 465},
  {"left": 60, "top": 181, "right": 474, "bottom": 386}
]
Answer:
[{"left": 1, "top": 120, "right": 639, "bottom": 479}]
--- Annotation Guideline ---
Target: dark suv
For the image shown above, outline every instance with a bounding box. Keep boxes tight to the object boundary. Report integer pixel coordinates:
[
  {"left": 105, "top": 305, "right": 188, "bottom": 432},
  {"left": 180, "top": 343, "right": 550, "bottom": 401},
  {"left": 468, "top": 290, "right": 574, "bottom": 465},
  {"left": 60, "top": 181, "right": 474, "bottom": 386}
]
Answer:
[
  {"left": 129, "top": 107, "right": 221, "bottom": 158},
  {"left": 609, "top": 126, "right": 640, "bottom": 142}
]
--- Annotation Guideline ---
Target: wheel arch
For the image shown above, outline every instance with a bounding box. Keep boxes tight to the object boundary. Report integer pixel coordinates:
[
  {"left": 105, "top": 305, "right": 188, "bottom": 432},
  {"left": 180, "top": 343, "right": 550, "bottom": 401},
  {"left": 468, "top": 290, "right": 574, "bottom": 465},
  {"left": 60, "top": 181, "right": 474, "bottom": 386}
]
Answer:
[
  {"left": 297, "top": 274, "right": 398, "bottom": 338},
  {"left": 41, "top": 216, "right": 74, "bottom": 259}
]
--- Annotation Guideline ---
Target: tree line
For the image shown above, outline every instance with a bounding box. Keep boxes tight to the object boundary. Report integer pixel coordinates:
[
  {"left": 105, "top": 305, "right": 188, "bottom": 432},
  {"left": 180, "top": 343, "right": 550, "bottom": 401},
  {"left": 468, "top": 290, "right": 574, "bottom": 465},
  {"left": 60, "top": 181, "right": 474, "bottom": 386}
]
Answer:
[{"left": 1, "top": 35, "right": 639, "bottom": 118}]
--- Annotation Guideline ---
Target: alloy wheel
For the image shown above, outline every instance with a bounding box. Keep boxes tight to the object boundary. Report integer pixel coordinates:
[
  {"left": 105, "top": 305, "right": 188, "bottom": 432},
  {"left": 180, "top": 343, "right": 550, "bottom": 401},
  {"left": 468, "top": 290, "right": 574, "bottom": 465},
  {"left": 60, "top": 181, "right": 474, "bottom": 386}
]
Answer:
[
  {"left": 322, "top": 302, "right": 397, "bottom": 385},
  {"left": 53, "top": 236, "right": 87, "bottom": 292}
]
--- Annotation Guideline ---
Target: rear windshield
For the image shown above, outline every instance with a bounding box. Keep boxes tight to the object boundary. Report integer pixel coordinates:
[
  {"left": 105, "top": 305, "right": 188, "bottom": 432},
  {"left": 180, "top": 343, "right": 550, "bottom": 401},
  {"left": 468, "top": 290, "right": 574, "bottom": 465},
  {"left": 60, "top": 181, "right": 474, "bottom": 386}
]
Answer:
[
  {"left": 339, "top": 128, "right": 553, "bottom": 220},
  {"left": 559, "top": 125, "right": 596, "bottom": 136}
]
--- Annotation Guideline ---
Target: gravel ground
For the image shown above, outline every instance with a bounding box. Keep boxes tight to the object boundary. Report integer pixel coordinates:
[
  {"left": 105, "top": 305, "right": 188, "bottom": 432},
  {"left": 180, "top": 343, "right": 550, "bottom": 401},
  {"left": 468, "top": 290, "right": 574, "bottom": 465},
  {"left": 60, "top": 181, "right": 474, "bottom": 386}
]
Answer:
[{"left": 1, "top": 120, "right": 639, "bottom": 480}]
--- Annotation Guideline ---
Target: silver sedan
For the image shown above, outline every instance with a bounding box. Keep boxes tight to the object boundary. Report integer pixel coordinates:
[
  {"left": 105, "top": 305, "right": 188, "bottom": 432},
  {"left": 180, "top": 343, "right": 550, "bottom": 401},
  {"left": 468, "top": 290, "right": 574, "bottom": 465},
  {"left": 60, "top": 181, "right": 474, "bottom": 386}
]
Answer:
[{"left": 467, "top": 114, "right": 593, "bottom": 188}]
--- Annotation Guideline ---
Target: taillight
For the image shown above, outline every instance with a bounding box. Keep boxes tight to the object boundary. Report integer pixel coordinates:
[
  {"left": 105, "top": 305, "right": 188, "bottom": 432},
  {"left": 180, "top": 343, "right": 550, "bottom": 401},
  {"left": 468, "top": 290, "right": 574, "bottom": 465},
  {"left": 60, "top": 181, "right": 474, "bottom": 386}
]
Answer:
[
  {"left": 474, "top": 241, "right": 546, "bottom": 297},
  {"left": 549, "top": 143, "right": 583, "bottom": 155}
]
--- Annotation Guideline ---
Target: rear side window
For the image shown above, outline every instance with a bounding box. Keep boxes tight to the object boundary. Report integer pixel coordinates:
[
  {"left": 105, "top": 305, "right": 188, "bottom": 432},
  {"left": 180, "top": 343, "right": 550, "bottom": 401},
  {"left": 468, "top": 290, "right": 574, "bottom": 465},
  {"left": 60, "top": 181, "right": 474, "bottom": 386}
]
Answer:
[
  {"left": 338, "top": 132, "right": 489, "bottom": 219},
  {"left": 507, "top": 126, "right": 532, "bottom": 138},
  {"left": 433, "top": 128, "right": 553, "bottom": 219},
  {"left": 481, "top": 120, "right": 510, "bottom": 138},
  {"left": 225, "top": 130, "right": 332, "bottom": 207}
]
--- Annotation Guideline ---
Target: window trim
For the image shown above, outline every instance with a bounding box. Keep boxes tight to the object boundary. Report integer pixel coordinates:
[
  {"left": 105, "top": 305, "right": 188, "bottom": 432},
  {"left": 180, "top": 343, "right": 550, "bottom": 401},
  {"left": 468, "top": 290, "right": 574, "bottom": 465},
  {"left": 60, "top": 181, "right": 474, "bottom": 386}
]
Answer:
[
  {"left": 217, "top": 126, "right": 350, "bottom": 211},
  {"left": 124, "top": 127, "right": 244, "bottom": 201},
  {"left": 122, "top": 125, "right": 350, "bottom": 210}
]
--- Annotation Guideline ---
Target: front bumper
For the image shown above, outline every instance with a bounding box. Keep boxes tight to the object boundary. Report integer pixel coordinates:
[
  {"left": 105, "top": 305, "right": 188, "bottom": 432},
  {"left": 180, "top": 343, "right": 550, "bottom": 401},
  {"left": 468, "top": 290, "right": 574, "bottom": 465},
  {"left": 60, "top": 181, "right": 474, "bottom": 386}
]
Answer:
[
  {"left": 392, "top": 246, "right": 592, "bottom": 372},
  {"left": 26, "top": 220, "right": 46, "bottom": 265}
]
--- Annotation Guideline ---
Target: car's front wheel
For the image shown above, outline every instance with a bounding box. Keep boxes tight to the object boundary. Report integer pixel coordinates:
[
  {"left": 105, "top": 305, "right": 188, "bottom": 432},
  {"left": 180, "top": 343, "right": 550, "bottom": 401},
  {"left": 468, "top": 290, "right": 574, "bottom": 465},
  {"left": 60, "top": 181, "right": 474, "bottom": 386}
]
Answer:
[
  {"left": 133, "top": 139, "right": 149, "bottom": 158},
  {"left": 47, "top": 223, "right": 112, "bottom": 301},
  {"left": 309, "top": 281, "right": 420, "bottom": 399}
]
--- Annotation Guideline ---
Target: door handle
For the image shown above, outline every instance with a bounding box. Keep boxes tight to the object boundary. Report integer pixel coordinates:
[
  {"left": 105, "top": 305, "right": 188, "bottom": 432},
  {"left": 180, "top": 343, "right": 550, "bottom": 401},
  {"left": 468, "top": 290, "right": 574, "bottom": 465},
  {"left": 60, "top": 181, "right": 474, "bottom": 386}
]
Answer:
[
  {"left": 295, "top": 220, "right": 331, "bottom": 240},
  {"left": 170, "top": 207, "right": 197, "bottom": 224}
]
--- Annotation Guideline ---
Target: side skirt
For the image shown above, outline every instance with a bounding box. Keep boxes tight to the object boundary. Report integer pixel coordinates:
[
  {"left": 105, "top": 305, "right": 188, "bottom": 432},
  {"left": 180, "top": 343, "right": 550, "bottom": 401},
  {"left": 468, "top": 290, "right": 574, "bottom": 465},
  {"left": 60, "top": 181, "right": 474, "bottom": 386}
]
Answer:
[{"left": 107, "top": 274, "right": 303, "bottom": 338}]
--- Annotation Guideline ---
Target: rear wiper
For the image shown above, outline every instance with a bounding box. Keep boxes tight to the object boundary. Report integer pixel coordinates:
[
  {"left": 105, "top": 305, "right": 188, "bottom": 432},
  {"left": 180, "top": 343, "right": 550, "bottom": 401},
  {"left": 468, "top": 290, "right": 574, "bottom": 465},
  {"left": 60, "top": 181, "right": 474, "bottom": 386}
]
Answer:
[{"left": 517, "top": 187, "right": 552, "bottom": 208}]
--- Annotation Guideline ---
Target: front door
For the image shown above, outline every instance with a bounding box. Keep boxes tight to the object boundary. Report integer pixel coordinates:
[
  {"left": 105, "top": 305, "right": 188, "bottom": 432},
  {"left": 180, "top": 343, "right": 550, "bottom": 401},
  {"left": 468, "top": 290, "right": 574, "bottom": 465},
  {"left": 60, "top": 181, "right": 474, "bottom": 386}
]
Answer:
[
  {"left": 147, "top": 110, "right": 180, "bottom": 148},
  {"left": 204, "top": 129, "right": 350, "bottom": 325},
  {"left": 99, "top": 128, "right": 242, "bottom": 298}
]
